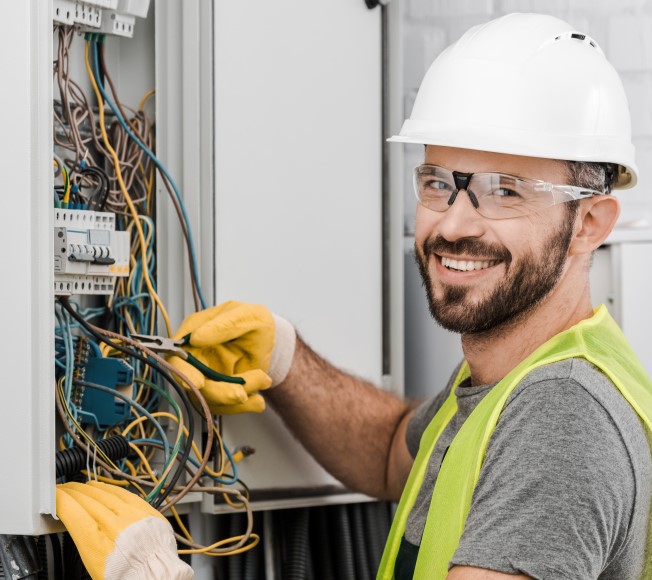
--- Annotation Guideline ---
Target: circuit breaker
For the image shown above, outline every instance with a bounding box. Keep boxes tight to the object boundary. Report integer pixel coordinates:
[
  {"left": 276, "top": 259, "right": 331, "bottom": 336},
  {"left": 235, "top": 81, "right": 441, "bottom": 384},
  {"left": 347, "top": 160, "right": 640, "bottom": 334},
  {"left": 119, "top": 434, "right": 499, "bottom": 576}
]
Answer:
[{"left": 53, "top": 207, "right": 130, "bottom": 295}]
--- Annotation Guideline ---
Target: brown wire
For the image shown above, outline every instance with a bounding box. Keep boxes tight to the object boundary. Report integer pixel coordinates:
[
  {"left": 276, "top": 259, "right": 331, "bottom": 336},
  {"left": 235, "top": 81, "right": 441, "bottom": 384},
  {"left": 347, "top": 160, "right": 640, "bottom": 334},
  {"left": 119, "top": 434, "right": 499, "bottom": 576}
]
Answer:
[
  {"left": 77, "top": 320, "right": 215, "bottom": 512},
  {"left": 99, "top": 42, "right": 201, "bottom": 310}
]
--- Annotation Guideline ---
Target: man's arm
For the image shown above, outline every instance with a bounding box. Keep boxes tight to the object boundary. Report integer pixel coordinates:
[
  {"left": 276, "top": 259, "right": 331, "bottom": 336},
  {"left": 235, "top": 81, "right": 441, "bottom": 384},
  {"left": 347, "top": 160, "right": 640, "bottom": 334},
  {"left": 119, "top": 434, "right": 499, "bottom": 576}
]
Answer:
[{"left": 267, "top": 335, "right": 415, "bottom": 500}]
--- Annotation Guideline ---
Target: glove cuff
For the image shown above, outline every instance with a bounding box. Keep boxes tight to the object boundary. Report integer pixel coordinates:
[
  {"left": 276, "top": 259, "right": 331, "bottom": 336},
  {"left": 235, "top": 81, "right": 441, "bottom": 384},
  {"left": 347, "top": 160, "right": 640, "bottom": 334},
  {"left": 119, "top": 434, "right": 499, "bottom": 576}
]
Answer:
[
  {"left": 270, "top": 314, "right": 297, "bottom": 386},
  {"left": 105, "top": 516, "right": 194, "bottom": 580}
]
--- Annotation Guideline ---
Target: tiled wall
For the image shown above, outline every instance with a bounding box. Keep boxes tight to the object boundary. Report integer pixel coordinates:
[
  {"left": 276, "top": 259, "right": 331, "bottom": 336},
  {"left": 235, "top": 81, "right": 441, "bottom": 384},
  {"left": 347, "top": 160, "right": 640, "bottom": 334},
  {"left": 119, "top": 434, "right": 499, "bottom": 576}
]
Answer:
[{"left": 401, "top": 0, "right": 652, "bottom": 232}]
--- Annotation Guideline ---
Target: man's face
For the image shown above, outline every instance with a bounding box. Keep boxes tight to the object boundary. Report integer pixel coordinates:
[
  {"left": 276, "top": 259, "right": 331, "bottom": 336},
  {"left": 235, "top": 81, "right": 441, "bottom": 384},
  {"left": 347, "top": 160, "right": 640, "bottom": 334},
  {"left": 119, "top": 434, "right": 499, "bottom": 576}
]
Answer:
[{"left": 414, "top": 146, "right": 578, "bottom": 335}]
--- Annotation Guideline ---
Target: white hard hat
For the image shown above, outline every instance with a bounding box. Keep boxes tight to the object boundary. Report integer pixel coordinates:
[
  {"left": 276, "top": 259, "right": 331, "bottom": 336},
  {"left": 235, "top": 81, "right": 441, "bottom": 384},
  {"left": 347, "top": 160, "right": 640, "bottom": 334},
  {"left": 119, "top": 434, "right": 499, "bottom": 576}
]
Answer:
[{"left": 390, "top": 13, "right": 637, "bottom": 189}]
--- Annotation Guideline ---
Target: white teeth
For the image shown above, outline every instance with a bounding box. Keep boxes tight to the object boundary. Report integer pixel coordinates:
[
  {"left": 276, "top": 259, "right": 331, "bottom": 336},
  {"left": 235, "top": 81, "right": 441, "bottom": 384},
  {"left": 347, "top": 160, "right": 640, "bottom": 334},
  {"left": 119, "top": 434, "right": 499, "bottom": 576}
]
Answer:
[{"left": 441, "top": 256, "right": 499, "bottom": 271}]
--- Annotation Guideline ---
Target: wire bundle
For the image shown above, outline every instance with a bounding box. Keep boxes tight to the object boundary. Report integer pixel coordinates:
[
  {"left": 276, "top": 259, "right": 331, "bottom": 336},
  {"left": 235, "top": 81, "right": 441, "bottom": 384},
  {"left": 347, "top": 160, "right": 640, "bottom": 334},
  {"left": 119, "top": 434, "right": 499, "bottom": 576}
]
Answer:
[{"left": 53, "top": 25, "right": 257, "bottom": 558}]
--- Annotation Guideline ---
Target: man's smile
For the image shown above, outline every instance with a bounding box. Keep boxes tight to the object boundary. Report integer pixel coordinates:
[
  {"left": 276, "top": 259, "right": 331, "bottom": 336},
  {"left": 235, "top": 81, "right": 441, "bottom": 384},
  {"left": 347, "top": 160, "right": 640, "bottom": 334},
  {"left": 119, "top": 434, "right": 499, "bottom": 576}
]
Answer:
[{"left": 439, "top": 256, "right": 502, "bottom": 272}]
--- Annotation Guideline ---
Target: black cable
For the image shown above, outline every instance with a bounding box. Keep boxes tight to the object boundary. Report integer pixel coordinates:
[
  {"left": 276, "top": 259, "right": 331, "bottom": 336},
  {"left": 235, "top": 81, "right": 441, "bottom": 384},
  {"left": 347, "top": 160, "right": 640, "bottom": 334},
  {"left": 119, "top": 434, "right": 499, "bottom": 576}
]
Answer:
[
  {"left": 37, "top": 534, "right": 63, "bottom": 580},
  {"left": 285, "top": 508, "right": 310, "bottom": 580},
  {"left": 58, "top": 297, "right": 195, "bottom": 508},
  {"left": 227, "top": 513, "right": 246, "bottom": 580},
  {"left": 349, "top": 503, "right": 371, "bottom": 580},
  {"left": 56, "top": 434, "right": 129, "bottom": 479},
  {"left": 310, "top": 506, "right": 335, "bottom": 580},
  {"left": 243, "top": 513, "right": 262, "bottom": 580},
  {"left": 0, "top": 535, "right": 41, "bottom": 579},
  {"left": 79, "top": 166, "right": 110, "bottom": 210},
  {"left": 364, "top": 501, "right": 391, "bottom": 575},
  {"left": 331, "top": 505, "right": 355, "bottom": 580}
]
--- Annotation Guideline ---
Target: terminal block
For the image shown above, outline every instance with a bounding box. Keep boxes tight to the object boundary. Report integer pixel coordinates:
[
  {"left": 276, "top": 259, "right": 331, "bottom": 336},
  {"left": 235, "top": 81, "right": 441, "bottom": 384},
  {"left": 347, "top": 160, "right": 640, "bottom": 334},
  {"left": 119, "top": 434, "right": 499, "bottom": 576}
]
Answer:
[
  {"left": 78, "top": 357, "right": 134, "bottom": 428},
  {"left": 54, "top": 208, "right": 130, "bottom": 296}
]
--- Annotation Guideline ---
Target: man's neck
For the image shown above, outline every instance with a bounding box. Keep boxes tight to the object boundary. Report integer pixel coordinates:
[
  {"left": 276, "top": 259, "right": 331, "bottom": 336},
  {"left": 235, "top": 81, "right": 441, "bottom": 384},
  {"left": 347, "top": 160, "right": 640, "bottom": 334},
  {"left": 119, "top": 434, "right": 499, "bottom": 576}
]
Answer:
[{"left": 460, "top": 287, "right": 594, "bottom": 386}]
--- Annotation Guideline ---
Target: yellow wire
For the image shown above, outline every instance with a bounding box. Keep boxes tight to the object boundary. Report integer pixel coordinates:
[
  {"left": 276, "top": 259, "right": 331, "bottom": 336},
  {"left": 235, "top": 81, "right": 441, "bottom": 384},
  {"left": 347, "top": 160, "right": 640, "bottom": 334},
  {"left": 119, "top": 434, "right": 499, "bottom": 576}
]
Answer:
[
  {"left": 81, "top": 473, "right": 128, "bottom": 487},
  {"left": 122, "top": 411, "right": 184, "bottom": 483},
  {"left": 222, "top": 449, "right": 246, "bottom": 474},
  {"left": 128, "top": 442, "right": 160, "bottom": 482},
  {"left": 61, "top": 164, "right": 71, "bottom": 203},
  {"left": 178, "top": 534, "right": 260, "bottom": 556},
  {"left": 57, "top": 378, "right": 118, "bottom": 470},
  {"left": 83, "top": 472, "right": 149, "bottom": 498},
  {"left": 138, "top": 89, "right": 155, "bottom": 111},
  {"left": 123, "top": 215, "right": 155, "bottom": 327},
  {"left": 171, "top": 507, "right": 194, "bottom": 542},
  {"left": 145, "top": 163, "right": 155, "bottom": 215},
  {"left": 120, "top": 410, "right": 240, "bottom": 493},
  {"left": 126, "top": 412, "right": 232, "bottom": 480},
  {"left": 84, "top": 42, "right": 172, "bottom": 336},
  {"left": 172, "top": 495, "right": 259, "bottom": 557},
  {"left": 124, "top": 459, "right": 139, "bottom": 477}
]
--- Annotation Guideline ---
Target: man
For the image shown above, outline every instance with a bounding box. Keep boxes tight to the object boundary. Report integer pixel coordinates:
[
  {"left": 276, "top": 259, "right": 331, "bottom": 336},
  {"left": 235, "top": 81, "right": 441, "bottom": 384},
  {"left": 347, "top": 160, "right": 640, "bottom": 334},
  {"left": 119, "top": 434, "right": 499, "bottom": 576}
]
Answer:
[{"left": 171, "top": 13, "right": 652, "bottom": 579}]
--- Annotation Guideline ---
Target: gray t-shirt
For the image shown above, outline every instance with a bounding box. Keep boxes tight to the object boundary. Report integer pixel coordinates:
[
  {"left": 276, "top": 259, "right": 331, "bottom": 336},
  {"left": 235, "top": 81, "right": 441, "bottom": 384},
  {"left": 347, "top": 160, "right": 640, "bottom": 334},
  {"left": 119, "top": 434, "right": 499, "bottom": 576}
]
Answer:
[{"left": 401, "top": 358, "right": 652, "bottom": 580}]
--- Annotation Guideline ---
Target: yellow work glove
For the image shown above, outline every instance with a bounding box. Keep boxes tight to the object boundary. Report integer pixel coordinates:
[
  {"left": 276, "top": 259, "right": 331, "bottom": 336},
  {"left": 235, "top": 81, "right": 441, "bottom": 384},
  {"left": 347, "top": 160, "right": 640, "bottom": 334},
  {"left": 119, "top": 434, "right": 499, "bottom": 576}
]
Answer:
[
  {"left": 168, "top": 301, "right": 296, "bottom": 414},
  {"left": 56, "top": 481, "right": 193, "bottom": 580}
]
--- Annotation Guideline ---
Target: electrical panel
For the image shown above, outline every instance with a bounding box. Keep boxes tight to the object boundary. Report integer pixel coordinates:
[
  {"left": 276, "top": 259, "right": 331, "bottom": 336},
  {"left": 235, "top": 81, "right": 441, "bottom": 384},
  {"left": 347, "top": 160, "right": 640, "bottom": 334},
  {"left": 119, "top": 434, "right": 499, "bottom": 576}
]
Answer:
[
  {"left": 53, "top": 0, "right": 150, "bottom": 36},
  {"left": 98, "top": 11, "right": 136, "bottom": 38},
  {"left": 4, "top": 7, "right": 403, "bottom": 580},
  {"left": 53, "top": 208, "right": 130, "bottom": 295},
  {"left": 53, "top": 1, "right": 102, "bottom": 28}
]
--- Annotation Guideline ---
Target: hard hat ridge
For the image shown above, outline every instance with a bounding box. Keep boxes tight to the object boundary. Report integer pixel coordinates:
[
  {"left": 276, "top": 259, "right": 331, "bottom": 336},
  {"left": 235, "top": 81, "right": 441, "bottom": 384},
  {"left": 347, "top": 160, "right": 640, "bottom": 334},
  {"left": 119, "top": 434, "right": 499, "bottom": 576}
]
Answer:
[{"left": 390, "top": 13, "right": 637, "bottom": 189}]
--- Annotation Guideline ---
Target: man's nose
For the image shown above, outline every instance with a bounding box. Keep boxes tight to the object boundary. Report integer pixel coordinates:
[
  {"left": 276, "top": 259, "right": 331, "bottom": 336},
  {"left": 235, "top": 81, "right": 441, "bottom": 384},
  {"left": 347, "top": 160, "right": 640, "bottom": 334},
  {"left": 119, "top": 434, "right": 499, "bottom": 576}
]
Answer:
[{"left": 436, "top": 188, "right": 485, "bottom": 241}]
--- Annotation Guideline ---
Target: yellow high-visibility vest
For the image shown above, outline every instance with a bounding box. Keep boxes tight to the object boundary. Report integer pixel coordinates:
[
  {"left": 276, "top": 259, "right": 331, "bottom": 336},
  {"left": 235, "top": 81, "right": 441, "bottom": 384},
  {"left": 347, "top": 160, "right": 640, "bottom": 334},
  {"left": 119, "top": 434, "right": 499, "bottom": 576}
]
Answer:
[{"left": 378, "top": 305, "right": 652, "bottom": 579}]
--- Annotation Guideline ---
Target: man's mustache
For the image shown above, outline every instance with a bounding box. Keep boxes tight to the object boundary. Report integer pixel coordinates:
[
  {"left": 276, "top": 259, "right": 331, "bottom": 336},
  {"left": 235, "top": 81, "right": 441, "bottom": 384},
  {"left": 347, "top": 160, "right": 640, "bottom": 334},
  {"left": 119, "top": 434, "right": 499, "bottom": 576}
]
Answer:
[{"left": 422, "top": 235, "right": 511, "bottom": 264}]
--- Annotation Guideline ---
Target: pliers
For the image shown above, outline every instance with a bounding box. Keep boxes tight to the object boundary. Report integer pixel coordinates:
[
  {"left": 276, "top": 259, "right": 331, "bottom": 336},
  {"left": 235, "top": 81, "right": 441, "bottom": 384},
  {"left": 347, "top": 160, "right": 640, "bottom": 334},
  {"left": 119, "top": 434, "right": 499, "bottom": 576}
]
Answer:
[{"left": 131, "top": 333, "right": 245, "bottom": 385}]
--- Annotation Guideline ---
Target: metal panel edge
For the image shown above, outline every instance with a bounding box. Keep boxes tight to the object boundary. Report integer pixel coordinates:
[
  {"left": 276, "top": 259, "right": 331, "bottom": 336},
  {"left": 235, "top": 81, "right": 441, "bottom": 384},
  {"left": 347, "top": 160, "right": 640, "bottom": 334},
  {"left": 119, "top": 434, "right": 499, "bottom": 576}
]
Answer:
[
  {"left": 0, "top": 0, "right": 58, "bottom": 534},
  {"left": 384, "top": 0, "right": 405, "bottom": 395}
]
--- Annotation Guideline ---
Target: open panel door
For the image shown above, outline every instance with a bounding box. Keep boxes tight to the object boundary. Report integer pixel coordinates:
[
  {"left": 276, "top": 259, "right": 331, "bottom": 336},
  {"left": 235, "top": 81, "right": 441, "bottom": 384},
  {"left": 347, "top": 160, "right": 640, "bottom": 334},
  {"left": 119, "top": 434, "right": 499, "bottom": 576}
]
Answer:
[{"left": 211, "top": 0, "right": 383, "bottom": 507}]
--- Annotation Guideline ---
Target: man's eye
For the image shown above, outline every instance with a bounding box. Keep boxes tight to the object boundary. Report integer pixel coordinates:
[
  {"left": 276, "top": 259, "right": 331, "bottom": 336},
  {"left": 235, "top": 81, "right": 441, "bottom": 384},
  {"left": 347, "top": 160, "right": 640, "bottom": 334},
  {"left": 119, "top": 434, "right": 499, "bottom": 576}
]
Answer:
[
  {"left": 493, "top": 188, "right": 520, "bottom": 198},
  {"left": 425, "top": 179, "right": 453, "bottom": 191}
]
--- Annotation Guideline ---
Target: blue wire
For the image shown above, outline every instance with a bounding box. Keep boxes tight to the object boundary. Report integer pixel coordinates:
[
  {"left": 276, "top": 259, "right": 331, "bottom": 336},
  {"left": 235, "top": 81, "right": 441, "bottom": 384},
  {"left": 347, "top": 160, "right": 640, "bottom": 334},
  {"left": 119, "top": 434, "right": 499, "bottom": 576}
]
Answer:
[
  {"left": 55, "top": 305, "right": 77, "bottom": 447},
  {"left": 78, "top": 380, "right": 171, "bottom": 468},
  {"left": 128, "top": 438, "right": 239, "bottom": 485},
  {"left": 90, "top": 40, "right": 206, "bottom": 309},
  {"left": 74, "top": 408, "right": 103, "bottom": 432},
  {"left": 55, "top": 307, "right": 75, "bottom": 402}
]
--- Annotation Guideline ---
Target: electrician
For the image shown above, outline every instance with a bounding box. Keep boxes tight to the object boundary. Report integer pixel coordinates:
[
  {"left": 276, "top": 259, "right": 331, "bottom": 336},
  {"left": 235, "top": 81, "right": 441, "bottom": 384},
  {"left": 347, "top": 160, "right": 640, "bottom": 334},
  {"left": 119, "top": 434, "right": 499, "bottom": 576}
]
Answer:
[{"left": 171, "top": 13, "right": 652, "bottom": 580}]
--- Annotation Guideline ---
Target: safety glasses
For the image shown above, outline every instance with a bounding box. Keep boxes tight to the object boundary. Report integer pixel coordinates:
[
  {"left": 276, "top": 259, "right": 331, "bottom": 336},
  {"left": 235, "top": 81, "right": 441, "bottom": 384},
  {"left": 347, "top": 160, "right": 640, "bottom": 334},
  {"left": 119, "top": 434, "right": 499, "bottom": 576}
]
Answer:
[{"left": 413, "top": 164, "right": 604, "bottom": 220}]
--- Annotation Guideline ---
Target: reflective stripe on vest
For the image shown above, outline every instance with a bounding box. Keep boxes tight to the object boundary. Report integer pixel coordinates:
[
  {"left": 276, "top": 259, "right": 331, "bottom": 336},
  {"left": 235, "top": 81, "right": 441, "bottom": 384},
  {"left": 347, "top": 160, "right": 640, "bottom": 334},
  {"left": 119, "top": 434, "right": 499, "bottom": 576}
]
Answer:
[{"left": 377, "top": 305, "right": 652, "bottom": 579}]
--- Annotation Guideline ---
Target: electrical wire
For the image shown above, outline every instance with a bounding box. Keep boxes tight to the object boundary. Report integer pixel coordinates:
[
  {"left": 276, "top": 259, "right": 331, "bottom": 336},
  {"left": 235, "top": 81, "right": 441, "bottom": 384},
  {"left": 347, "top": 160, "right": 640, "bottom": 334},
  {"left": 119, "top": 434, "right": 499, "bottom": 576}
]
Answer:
[
  {"left": 75, "top": 380, "right": 171, "bottom": 469},
  {"left": 53, "top": 29, "right": 256, "bottom": 559},
  {"left": 92, "top": 38, "right": 207, "bottom": 309},
  {"left": 97, "top": 41, "right": 201, "bottom": 310},
  {"left": 58, "top": 297, "right": 198, "bottom": 507},
  {"left": 58, "top": 297, "right": 216, "bottom": 511},
  {"left": 83, "top": 40, "right": 173, "bottom": 336}
]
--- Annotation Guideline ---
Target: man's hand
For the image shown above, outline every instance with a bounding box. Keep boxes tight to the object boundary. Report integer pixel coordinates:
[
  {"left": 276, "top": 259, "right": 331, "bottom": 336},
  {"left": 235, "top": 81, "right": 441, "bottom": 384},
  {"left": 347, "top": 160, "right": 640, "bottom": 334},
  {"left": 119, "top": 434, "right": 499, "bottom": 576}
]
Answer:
[
  {"left": 56, "top": 481, "right": 193, "bottom": 580},
  {"left": 168, "top": 301, "right": 296, "bottom": 414}
]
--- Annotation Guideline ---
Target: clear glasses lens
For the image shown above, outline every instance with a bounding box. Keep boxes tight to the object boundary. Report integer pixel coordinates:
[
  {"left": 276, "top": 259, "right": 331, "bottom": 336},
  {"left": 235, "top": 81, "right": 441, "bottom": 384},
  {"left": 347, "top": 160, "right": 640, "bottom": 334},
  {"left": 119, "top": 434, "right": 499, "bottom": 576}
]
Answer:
[{"left": 413, "top": 165, "right": 595, "bottom": 219}]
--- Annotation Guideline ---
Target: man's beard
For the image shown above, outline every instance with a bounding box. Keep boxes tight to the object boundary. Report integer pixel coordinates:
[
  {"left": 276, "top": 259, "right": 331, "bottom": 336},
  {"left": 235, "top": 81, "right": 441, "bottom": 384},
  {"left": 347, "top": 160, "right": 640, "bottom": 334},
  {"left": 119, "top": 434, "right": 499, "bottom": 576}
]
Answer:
[{"left": 415, "top": 212, "right": 576, "bottom": 335}]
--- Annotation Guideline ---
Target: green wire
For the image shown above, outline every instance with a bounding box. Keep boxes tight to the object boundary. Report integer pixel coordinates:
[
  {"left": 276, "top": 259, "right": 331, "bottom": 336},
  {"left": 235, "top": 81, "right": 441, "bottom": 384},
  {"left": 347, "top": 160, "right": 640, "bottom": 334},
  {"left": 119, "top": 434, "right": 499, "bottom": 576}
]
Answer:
[
  {"left": 62, "top": 164, "right": 70, "bottom": 203},
  {"left": 134, "top": 377, "right": 185, "bottom": 501}
]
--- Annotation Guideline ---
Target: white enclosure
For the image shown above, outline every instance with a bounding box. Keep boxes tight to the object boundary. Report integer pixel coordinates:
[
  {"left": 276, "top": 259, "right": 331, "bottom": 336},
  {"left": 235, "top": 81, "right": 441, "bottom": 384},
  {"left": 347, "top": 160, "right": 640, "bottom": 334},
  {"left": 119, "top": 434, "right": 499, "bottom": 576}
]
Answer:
[
  {"left": 0, "top": 0, "right": 404, "bottom": 535},
  {"left": 212, "top": 0, "right": 386, "bottom": 501}
]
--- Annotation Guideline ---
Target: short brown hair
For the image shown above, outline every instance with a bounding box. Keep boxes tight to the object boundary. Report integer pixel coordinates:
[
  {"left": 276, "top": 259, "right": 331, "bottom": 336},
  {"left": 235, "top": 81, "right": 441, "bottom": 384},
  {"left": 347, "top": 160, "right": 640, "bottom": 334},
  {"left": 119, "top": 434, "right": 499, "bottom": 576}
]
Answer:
[{"left": 565, "top": 161, "right": 619, "bottom": 194}]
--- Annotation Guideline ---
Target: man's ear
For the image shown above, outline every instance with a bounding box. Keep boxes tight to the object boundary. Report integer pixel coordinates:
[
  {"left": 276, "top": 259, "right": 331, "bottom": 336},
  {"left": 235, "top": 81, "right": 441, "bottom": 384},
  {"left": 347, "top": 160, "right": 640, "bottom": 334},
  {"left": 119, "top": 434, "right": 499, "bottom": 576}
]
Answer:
[{"left": 568, "top": 195, "right": 620, "bottom": 256}]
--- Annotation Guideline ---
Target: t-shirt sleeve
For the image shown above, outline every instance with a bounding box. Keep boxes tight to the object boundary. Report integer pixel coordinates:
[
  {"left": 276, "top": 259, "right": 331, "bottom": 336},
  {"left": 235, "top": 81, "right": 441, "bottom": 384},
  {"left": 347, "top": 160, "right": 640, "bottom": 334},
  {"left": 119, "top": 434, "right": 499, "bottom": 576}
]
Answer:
[
  {"left": 450, "top": 377, "right": 637, "bottom": 580},
  {"left": 406, "top": 362, "right": 462, "bottom": 458}
]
